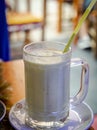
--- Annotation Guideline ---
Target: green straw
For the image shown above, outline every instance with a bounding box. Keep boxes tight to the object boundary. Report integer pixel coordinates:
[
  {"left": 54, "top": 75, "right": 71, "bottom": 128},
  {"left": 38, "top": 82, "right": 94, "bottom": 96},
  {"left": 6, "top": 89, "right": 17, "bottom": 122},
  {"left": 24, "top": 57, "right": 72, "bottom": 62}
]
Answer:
[{"left": 63, "top": 0, "right": 97, "bottom": 53}]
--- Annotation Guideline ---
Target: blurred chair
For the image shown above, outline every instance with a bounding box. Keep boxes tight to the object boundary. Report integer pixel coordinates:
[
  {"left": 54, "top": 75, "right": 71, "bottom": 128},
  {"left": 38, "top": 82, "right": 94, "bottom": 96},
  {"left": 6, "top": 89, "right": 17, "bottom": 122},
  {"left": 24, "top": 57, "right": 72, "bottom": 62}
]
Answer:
[
  {"left": 6, "top": 0, "right": 47, "bottom": 44},
  {"left": 7, "top": 0, "right": 79, "bottom": 44},
  {"left": 57, "top": 0, "right": 80, "bottom": 32}
]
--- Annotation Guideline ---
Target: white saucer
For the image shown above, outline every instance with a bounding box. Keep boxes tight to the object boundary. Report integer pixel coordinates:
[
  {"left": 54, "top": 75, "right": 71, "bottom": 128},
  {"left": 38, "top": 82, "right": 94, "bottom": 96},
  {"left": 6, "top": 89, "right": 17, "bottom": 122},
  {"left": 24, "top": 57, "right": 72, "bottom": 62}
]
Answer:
[
  {"left": 0, "top": 100, "right": 6, "bottom": 122},
  {"left": 9, "top": 99, "right": 94, "bottom": 130}
]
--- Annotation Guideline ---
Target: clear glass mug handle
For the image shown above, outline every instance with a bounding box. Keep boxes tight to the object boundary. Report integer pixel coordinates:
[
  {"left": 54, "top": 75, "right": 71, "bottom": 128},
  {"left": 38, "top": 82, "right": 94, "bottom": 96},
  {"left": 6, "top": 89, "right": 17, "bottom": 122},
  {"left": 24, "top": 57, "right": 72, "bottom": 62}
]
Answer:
[{"left": 70, "top": 58, "right": 89, "bottom": 106}]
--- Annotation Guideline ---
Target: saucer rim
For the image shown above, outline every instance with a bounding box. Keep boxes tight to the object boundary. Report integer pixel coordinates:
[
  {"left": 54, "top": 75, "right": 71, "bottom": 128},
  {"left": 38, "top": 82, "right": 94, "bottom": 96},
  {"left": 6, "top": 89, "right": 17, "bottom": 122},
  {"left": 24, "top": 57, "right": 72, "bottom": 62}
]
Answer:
[
  {"left": 0, "top": 100, "right": 6, "bottom": 122},
  {"left": 77, "top": 102, "right": 94, "bottom": 130},
  {"left": 9, "top": 99, "right": 94, "bottom": 130}
]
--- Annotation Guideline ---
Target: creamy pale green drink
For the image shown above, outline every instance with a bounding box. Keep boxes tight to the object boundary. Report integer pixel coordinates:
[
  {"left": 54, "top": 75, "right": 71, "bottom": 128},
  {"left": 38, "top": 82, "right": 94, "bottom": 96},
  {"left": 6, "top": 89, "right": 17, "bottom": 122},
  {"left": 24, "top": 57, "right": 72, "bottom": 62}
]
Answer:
[
  {"left": 23, "top": 42, "right": 71, "bottom": 128},
  {"left": 23, "top": 41, "right": 89, "bottom": 129}
]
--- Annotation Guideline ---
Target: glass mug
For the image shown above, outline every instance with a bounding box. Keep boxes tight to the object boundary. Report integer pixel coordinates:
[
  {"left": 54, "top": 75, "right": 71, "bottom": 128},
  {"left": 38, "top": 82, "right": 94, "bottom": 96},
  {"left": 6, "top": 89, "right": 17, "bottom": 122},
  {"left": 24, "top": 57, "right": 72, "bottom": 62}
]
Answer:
[{"left": 23, "top": 41, "right": 89, "bottom": 129}]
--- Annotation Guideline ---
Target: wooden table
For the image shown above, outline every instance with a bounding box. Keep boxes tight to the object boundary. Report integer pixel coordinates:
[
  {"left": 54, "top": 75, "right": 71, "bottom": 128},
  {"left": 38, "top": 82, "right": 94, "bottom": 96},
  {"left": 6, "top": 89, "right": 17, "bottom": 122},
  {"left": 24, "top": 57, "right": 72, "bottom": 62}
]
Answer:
[
  {"left": 3, "top": 60, "right": 25, "bottom": 106},
  {"left": 2, "top": 59, "right": 97, "bottom": 129}
]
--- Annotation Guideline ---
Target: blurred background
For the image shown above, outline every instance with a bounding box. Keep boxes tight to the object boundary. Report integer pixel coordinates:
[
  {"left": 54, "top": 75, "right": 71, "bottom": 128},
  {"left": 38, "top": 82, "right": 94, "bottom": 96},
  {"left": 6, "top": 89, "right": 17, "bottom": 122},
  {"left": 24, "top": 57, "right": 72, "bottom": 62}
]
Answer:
[
  {"left": 5, "top": 0, "right": 97, "bottom": 59},
  {"left": 1, "top": 0, "right": 97, "bottom": 114}
]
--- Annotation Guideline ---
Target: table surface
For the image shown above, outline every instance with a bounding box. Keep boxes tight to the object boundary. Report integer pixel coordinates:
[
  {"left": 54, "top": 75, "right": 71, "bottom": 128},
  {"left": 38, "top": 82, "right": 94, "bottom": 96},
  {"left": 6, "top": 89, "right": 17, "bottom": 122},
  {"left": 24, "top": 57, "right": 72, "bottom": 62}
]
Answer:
[
  {"left": 1, "top": 59, "right": 97, "bottom": 130},
  {"left": 3, "top": 60, "right": 25, "bottom": 106}
]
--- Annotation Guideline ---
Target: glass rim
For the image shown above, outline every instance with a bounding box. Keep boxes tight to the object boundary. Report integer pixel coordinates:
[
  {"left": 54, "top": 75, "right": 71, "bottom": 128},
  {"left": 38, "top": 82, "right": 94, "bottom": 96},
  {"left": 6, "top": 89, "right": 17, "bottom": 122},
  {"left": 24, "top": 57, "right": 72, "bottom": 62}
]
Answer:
[{"left": 23, "top": 41, "right": 71, "bottom": 58}]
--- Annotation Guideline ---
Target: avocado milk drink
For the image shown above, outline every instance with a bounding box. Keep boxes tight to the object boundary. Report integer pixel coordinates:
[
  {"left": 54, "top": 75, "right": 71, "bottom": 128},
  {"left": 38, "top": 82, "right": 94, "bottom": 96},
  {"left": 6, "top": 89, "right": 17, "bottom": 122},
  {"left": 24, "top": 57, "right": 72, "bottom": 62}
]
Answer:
[
  {"left": 23, "top": 41, "right": 89, "bottom": 129},
  {"left": 24, "top": 48, "right": 70, "bottom": 120}
]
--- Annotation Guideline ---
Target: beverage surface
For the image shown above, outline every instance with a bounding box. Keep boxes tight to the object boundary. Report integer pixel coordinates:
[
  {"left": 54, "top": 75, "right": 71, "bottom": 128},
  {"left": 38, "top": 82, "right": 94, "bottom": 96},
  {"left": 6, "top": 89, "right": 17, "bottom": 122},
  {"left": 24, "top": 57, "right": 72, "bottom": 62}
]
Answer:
[
  {"left": 28, "top": 48, "right": 63, "bottom": 56},
  {"left": 24, "top": 48, "right": 69, "bottom": 64}
]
